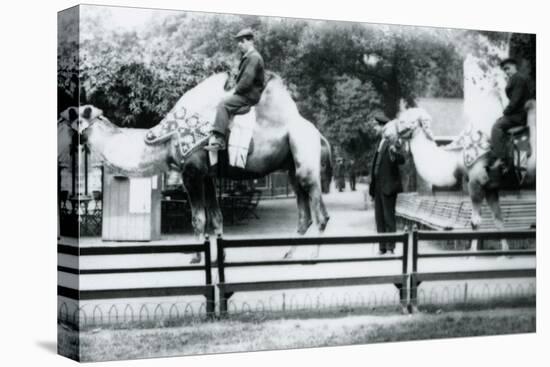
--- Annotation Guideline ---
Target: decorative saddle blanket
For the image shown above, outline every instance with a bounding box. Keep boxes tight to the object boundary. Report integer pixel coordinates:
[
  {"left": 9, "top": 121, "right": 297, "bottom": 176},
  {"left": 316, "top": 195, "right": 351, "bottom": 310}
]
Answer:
[
  {"left": 144, "top": 105, "right": 255, "bottom": 168},
  {"left": 446, "top": 126, "right": 491, "bottom": 168},
  {"left": 145, "top": 105, "right": 211, "bottom": 155},
  {"left": 446, "top": 125, "right": 532, "bottom": 179}
]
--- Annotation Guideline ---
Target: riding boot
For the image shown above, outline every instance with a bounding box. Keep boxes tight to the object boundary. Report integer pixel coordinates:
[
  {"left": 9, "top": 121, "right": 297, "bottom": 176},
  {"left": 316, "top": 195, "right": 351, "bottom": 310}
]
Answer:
[{"left": 204, "top": 132, "right": 226, "bottom": 151}]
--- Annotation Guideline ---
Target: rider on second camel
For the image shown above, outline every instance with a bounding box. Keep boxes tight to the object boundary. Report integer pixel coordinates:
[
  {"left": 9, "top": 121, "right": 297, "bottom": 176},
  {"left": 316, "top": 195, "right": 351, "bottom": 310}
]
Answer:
[
  {"left": 204, "top": 28, "right": 265, "bottom": 152},
  {"left": 488, "top": 58, "right": 531, "bottom": 176}
]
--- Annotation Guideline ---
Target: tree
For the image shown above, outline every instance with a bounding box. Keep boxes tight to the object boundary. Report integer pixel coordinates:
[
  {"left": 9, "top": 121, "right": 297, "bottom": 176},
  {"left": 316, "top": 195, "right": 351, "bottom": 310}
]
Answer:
[
  {"left": 357, "top": 26, "right": 464, "bottom": 118},
  {"left": 323, "top": 76, "right": 381, "bottom": 171}
]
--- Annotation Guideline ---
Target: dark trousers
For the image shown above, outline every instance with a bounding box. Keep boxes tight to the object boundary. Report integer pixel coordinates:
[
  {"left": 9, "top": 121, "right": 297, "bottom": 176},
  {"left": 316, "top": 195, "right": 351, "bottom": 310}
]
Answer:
[
  {"left": 374, "top": 188, "right": 397, "bottom": 252},
  {"left": 349, "top": 175, "right": 356, "bottom": 191},
  {"left": 212, "top": 94, "right": 252, "bottom": 136},
  {"left": 491, "top": 115, "right": 525, "bottom": 160}
]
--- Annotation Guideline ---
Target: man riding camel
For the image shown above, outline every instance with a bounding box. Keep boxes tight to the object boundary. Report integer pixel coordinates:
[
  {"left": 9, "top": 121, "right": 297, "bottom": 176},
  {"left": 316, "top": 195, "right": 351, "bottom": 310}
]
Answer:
[
  {"left": 204, "top": 28, "right": 266, "bottom": 152},
  {"left": 489, "top": 58, "right": 532, "bottom": 176}
]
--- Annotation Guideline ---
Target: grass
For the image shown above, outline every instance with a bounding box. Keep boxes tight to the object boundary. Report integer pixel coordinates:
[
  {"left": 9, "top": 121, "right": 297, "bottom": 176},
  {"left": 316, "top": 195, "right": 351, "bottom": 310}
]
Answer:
[{"left": 58, "top": 304, "right": 536, "bottom": 362}]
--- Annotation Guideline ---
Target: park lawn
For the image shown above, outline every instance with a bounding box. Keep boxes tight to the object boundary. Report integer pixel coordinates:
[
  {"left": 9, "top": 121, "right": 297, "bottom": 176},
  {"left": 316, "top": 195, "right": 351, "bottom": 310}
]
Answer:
[{"left": 60, "top": 306, "right": 535, "bottom": 362}]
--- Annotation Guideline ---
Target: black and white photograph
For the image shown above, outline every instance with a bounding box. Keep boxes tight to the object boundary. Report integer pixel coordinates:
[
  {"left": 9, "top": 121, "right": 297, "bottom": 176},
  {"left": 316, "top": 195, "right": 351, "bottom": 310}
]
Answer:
[{"left": 54, "top": 3, "right": 539, "bottom": 363}]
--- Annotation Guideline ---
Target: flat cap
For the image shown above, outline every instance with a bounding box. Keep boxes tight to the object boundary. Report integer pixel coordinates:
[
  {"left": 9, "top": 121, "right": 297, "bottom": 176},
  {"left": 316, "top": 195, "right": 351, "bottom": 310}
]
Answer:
[
  {"left": 374, "top": 112, "right": 390, "bottom": 125},
  {"left": 499, "top": 58, "right": 517, "bottom": 68},
  {"left": 234, "top": 28, "right": 254, "bottom": 40}
]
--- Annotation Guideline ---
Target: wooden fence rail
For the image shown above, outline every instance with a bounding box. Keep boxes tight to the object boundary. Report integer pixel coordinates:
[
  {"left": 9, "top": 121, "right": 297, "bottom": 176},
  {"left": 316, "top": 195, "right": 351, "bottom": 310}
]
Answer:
[
  {"left": 410, "top": 229, "right": 536, "bottom": 307},
  {"left": 217, "top": 233, "right": 410, "bottom": 314},
  {"left": 57, "top": 239, "right": 215, "bottom": 314},
  {"left": 58, "top": 229, "right": 536, "bottom": 319}
]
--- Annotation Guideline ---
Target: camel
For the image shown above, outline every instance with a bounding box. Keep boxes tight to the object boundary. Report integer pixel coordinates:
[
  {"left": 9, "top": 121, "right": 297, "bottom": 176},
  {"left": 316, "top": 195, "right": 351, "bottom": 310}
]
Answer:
[
  {"left": 71, "top": 72, "right": 331, "bottom": 262},
  {"left": 390, "top": 103, "right": 536, "bottom": 252}
]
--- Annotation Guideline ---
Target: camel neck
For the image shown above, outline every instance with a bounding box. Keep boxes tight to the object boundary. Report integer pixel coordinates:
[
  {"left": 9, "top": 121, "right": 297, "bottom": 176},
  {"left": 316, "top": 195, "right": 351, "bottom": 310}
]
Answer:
[{"left": 409, "top": 129, "right": 459, "bottom": 187}]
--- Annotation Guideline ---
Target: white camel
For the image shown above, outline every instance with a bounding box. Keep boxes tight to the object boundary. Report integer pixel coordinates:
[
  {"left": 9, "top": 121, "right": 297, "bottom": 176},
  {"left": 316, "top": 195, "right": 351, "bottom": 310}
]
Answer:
[
  {"left": 67, "top": 72, "right": 331, "bottom": 262},
  {"left": 391, "top": 103, "right": 536, "bottom": 252}
]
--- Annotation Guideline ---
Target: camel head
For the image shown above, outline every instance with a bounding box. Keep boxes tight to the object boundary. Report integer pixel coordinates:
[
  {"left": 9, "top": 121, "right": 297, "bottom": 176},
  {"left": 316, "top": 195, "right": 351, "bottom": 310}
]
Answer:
[
  {"left": 60, "top": 105, "right": 104, "bottom": 134},
  {"left": 395, "top": 107, "right": 435, "bottom": 141},
  {"left": 379, "top": 119, "right": 401, "bottom": 143},
  {"left": 59, "top": 105, "right": 106, "bottom": 145},
  {"left": 59, "top": 106, "right": 79, "bottom": 127}
]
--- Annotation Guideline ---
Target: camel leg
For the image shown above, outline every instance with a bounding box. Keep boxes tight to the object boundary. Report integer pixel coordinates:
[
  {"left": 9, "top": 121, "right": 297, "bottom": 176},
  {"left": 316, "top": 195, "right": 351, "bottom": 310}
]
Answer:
[
  {"left": 289, "top": 120, "right": 328, "bottom": 232},
  {"left": 203, "top": 177, "right": 223, "bottom": 236},
  {"left": 203, "top": 176, "right": 224, "bottom": 262},
  {"left": 288, "top": 121, "right": 330, "bottom": 258},
  {"left": 182, "top": 174, "right": 207, "bottom": 264},
  {"left": 294, "top": 175, "right": 326, "bottom": 259},
  {"left": 284, "top": 172, "right": 312, "bottom": 260},
  {"left": 468, "top": 179, "right": 484, "bottom": 253},
  {"left": 486, "top": 188, "right": 509, "bottom": 252},
  {"left": 320, "top": 197, "right": 330, "bottom": 231},
  {"left": 290, "top": 171, "right": 313, "bottom": 234},
  {"left": 306, "top": 180, "right": 329, "bottom": 233},
  {"left": 307, "top": 182, "right": 326, "bottom": 258},
  {"left": 288, "top": 126, "right": 330, "bottom": 233}
]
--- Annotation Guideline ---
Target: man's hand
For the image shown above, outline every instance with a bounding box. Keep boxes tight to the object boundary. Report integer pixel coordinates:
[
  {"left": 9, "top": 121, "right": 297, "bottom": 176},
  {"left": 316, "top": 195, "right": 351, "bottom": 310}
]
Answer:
[
  {"left": 389, "top": 141, "right": 405, "bottom": 164},
  {"left": 389, "top": 143, "right": 401, "bottom": 157}
]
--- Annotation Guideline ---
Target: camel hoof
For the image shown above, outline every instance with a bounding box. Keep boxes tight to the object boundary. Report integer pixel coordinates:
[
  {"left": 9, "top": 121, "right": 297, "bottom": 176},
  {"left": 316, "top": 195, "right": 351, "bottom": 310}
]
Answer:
[
  {"left": 319, "top": 216, "right": 330, "bottom": 232},
  {"left": 284, "top": 248, "right": 295, "bottom": 260},
  {"left": 297, "top": 220, "right": 313, "bottom": 235},
  {"left": 190, "top": 253, "right": 202, "bottom": 264}
]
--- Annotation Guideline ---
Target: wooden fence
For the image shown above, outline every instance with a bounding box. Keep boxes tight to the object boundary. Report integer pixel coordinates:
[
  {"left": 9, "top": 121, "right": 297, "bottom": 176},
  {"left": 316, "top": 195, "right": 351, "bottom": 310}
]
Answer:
[
  {"left": 216, "top": 233, "right": 410, "bottom": 314},
  {"left": 58, "top": 228, "right": 536, "bottom": 320},
  {"left": 410, "top": 229, "right": 536, "bottom": 307},
  {"left": 57, "top": 239, "right": 215, "bottom": 315}
]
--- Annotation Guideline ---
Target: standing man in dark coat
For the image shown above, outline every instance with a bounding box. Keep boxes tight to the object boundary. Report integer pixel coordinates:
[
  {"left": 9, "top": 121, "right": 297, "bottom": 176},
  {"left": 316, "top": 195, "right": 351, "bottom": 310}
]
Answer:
[
  {"left": 369, "top": 113, "right": 405, "bottom": 255},
  {"left": 205, "top": 28, "right": 265, "bottom": 151},
  {"left": 489, "top": 58, "right": 531, "bottom": 173},
  {"left": 348, "top": 159, "right": 357, "bottom": 191},
  {"left": 334, "top": 157, "right": 346, "bottom": 192}
]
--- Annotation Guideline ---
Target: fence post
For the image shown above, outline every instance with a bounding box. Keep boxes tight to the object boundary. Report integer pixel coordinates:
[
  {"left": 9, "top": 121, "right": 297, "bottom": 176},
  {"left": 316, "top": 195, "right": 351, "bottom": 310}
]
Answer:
[
  {"left": 204, "top": 236, "right": 215, "bottom": 316},
  {"left": 204, "top": 235, "right": 212, "bottom": 285},
  {"left": 217, "top": 235, "right": 228, "bottom": 314},
  {"left": 410, "top": 227, "right": 419, "bottom": 310},
  {"left": 401, "top": 232, "right": 410, "bottom": 312}
]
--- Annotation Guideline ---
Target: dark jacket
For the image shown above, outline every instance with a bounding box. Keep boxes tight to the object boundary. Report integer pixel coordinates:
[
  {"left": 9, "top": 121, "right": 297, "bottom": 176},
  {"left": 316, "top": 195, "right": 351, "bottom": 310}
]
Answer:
[
  {"left": 235, "top": 48, "right": 265, "bottom": 103},
  {"left": 369, "top": 139, "right": 405, "bottom": 197},
  {"left": 503, "top": 72, "right": 531, "bottom": 123},
  {"left": 334, "top": 162, "right": 346, "bottom": 178}
]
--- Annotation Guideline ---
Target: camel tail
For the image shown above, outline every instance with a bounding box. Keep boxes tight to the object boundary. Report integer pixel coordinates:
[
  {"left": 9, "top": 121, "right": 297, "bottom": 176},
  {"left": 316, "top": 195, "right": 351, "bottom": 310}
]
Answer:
[{"left": 320, "top": 134, "right": 333, "bottom": 193}]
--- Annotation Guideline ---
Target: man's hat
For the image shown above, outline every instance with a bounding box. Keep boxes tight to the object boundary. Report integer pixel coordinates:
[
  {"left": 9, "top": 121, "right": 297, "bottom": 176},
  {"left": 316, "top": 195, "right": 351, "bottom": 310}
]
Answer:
[
  {"left": 499, "top": 58, "right": 517, "bottom": 68},
  {"left": 234, "top": 28, "right": 254, "bottom": 40},
  {"left": 374, "top": 112, "right": 390, "bottom": 125}
]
